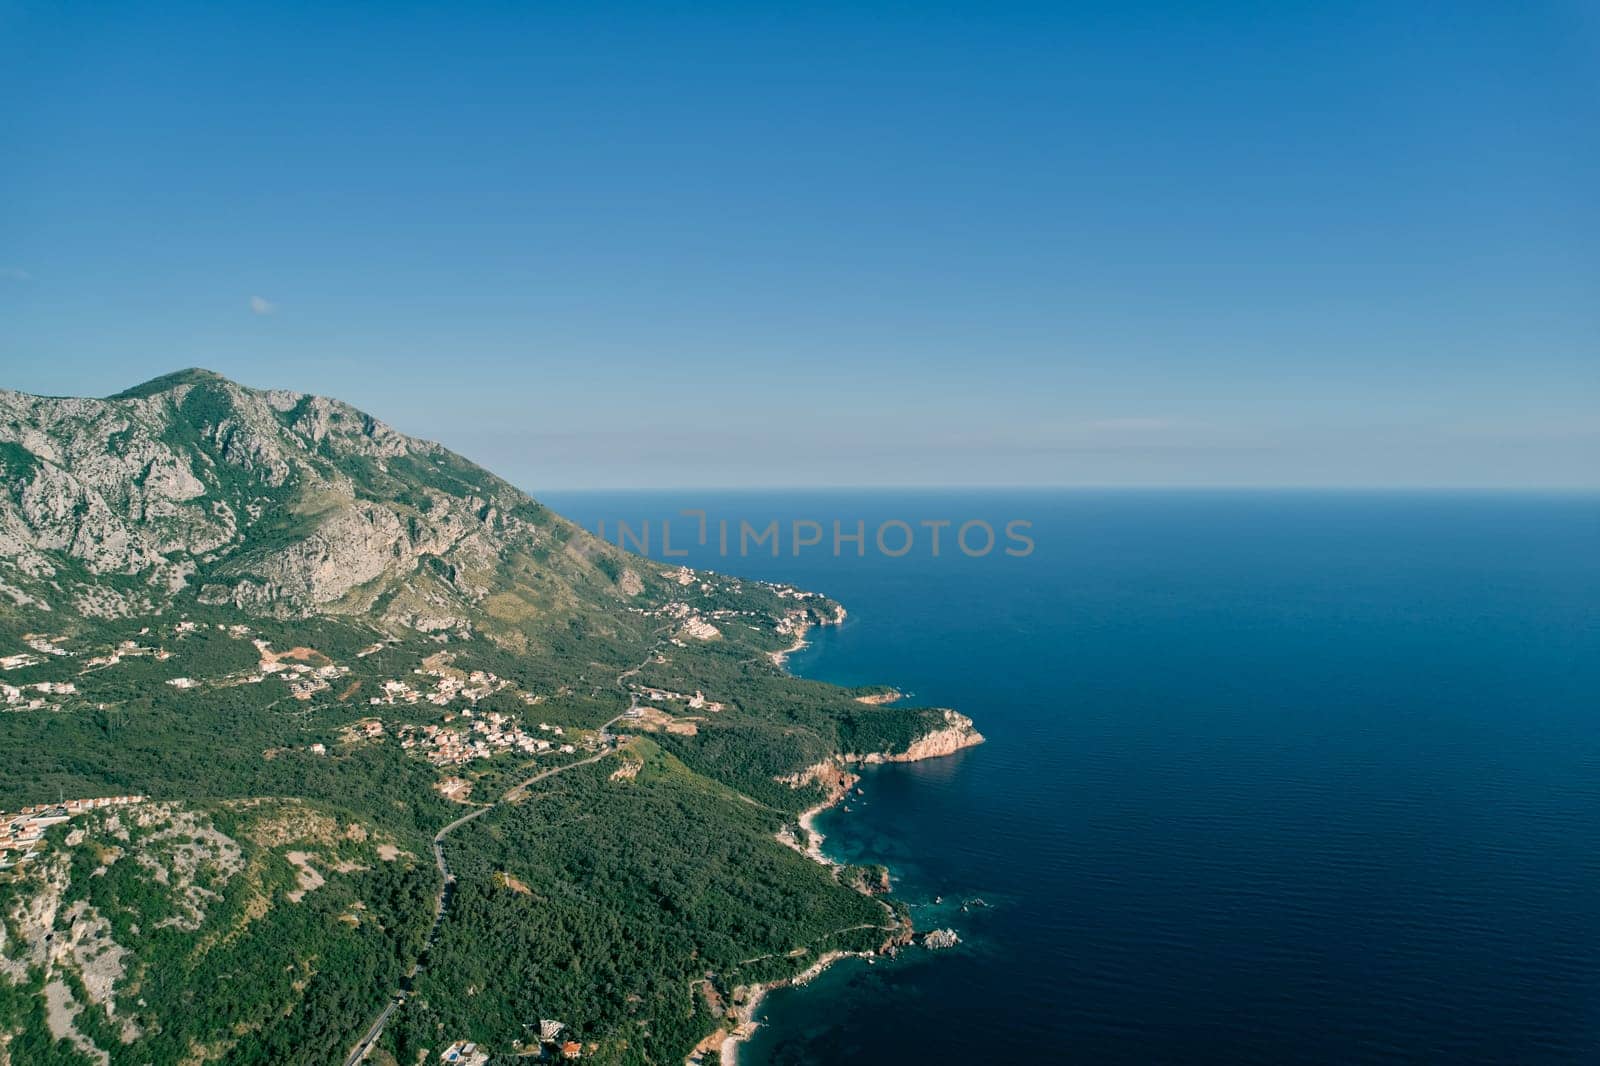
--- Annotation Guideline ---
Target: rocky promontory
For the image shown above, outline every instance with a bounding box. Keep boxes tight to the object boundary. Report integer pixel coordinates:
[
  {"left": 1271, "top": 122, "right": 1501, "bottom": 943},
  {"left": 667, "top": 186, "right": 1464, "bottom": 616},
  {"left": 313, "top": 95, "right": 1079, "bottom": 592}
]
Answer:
[{"left": 845, "top": 710, "right": 985, "bottom": 764}]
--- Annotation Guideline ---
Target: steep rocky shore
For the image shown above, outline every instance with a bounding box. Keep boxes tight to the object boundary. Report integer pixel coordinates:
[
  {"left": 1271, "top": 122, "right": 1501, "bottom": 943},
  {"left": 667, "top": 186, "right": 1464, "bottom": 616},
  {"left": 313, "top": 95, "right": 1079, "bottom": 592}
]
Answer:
[
  {"left": 845, "top": 709, "right": 986, "bottom": 764},
  {"left": 775, "top": 710, "right": 984, "bottom": 867},
  {"left": 728, "top": 707, "right": 983, "bottom": 1064},
  {"left": 766, "top": 603, "right": 847, "bottom": 667}
]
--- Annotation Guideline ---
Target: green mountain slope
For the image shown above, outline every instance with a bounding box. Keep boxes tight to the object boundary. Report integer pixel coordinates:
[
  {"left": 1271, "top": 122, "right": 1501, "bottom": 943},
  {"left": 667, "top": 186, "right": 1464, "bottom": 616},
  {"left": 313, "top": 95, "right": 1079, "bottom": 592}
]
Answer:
[{"left": 0, "top": 371, "right": 978, "bottom": 1066}]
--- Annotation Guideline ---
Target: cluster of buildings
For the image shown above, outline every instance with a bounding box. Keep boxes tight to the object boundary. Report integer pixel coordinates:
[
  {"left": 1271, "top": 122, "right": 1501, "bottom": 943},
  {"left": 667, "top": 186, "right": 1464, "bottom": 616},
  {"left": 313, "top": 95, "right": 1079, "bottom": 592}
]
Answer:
[
  {"left": 396, "top": 711, "right": 570, "bottom": 767},
  {"left": 773, "top": 609, "right": 817, "bottom": 638},
  {"left": 633, "top": 686, "right": 724, "bottom": 713},
  {"left": 679, "top": 616, "right": 721, "bottom": 640},
  {"left": 159, "top": 633, "right": 351, "bottom": 700},
  {"left": 288, "top": 674, "right": 335, "bottom": 700},
  {"left": 439, "top": 1041, "right": 489, "bottom": 1065},
  {"left": 649, "top": 601, "right": 726, "bottom": 643},
  {"left": 5, "top": 623, "right": 242, "bottom": 707},
  {"left": 2, "top": 679, "right": 78, "bottom": 710},
  {"left": 83, "top": 639, "right": 168, "bottom": 668},
  {"left": 341, "top": 718, "right": 387, "bottom": 745},
  {"left": 252, "top": 640, "right": 349, "bottom": 700},
  {"left": 438, "top": 1033, "right": 588, "bottom": 1064},
  {"left": 2, "top": 633, "right": 73, "bottom": 672},
  {"left": 23, "top": 634, "right": 70, "bottom": 656},
  {"left": 6, "top": 623, "right": 273, "bottom": 705},
  {"left": 368, "top": 665, "right": 518, "bottom": 708},
  {"left": 656, "top": 595, "right": 820, "bottom": 647},
  {"left": 5, "top": 624, "right": 237, "bottom": 672},
  {"left": 175, "top": 621, "right": 252, "bottom": 639},
  {"left": 0, "top": 795, "right": 146, "bottom": 869}
]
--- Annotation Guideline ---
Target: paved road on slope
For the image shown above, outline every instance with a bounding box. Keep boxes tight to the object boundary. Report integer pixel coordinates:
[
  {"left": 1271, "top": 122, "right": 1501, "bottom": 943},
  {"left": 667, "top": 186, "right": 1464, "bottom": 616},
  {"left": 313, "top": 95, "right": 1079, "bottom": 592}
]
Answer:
[
  {"left": 342, "top": 642, "right": 662, "bottom": 1065},
  {"left": 342, "top": 996, "right": 400, "bottom": 1066},
  {"left": 341, "top": 742, "right": 624, "bottom": 1065}
]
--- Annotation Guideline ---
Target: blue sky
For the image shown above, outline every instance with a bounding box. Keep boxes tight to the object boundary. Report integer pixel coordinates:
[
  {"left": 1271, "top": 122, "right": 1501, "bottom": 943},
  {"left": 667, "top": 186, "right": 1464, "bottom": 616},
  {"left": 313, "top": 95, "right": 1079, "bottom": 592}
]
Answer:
[{"left": 2, "top": 2, "right": 1595, "bottom": 489}]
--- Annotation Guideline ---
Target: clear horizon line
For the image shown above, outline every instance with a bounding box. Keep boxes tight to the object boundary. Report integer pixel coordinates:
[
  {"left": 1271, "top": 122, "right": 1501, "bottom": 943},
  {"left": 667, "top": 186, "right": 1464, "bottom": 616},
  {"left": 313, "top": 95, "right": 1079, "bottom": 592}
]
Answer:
[{"left": 532, "top": 484, "right": 1600, "bottom": 495}]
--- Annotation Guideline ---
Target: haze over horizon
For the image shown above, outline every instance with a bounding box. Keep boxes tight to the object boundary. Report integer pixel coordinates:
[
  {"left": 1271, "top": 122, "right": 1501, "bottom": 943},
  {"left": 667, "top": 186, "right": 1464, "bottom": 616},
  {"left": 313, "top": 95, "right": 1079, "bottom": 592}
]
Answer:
[{"left": 3, "top": 3, "right": 1595, "bottom": 490}]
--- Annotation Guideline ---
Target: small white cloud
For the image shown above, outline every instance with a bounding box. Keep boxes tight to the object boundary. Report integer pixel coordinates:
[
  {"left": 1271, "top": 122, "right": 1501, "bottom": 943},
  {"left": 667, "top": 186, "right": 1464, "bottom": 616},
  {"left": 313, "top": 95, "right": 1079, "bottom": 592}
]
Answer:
[
  {"left": 249, "top": 295, "right": 276, "bottom": 315},
  {"left": 0, "top": 267, "right": 32, "bottom": 282}
]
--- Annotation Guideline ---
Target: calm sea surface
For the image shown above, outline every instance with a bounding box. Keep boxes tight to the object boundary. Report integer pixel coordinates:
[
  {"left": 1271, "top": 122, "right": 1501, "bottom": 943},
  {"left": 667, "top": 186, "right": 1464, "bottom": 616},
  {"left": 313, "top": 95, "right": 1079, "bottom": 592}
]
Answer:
[{"left": 541, "top": 491, "right": 1600, "bottom": 1065}]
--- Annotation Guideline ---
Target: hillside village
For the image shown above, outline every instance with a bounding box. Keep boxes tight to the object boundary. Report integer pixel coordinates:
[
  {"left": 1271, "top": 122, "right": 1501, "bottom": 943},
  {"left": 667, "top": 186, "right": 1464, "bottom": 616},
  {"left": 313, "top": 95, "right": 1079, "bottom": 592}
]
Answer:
[
  {"left": 0, "top": 576, "right": 830, "bottom": 811},
  {"left": 0, "top": 584, "right": 800, "bottom": 808},
  {"left": 0, "top": 573, "right": 820, "bottom": 727},
  {"left": 622, "top": 569, "right": 838, "bottom": 650},
  {"left": 439, "top": 1021, "right": 591, "bottom": 1062},
  {"left": 393, "top": 713, "right": 574, "bottom": 767}
]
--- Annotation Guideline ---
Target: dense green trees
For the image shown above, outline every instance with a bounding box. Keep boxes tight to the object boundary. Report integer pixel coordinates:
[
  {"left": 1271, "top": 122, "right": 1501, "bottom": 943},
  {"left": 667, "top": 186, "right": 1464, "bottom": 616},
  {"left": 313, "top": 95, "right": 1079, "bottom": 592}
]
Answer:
[
  {"left": 0, "top": 800, "right": 437, "bottom": 1066},
  {"left": 1, "top": 569, "right": 952, "bottom": 1063},
  {"left": 397, "top": 750, "right": 889, "bottom": 1064}
]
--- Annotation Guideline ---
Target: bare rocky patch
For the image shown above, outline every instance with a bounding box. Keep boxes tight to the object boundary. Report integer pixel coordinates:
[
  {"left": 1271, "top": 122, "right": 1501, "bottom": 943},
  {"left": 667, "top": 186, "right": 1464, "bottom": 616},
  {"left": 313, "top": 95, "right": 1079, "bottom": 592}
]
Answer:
[
  {"left": 44, "top": 978, "right": 108, "bottom": 1065},
  {"left": 130, "top": 804, "right": 246, "bottom": 931},
  {"left": 283, "top": 851, "right": 327, "bottom": 903},
  {"left": 61, "top": 900, "right": 139, "bottom": 1042}
]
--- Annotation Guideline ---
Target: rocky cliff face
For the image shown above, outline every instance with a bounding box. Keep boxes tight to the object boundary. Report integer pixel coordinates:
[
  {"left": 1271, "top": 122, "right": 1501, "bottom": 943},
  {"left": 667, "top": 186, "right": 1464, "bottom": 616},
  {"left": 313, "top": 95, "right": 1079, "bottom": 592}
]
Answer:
[
  {"left": 0, "top": 369, "right": 633, "bottom": 633},
  {"left": 846, "top": 710, "right": 985, "bottom": 764},
  {"left": 778, "top": 710, "right": 984, "bottom": 816},
  {"left": 776, "top": 759, "right": 861, "bottom": 802}
]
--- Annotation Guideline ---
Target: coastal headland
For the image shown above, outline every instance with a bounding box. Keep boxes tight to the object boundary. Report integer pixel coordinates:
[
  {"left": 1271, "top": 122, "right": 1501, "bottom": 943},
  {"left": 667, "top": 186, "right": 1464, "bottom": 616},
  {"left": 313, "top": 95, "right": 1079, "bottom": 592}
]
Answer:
[{"left": 701, "top": 623, "right": 985, "bottom": 1065}]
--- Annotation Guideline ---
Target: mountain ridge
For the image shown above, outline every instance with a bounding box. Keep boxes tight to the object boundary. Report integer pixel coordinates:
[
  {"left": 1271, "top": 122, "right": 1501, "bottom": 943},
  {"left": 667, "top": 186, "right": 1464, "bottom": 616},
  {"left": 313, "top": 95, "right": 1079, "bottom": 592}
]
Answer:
[{"left": 0, "top": 369, "right": 643, "bottom": 637}]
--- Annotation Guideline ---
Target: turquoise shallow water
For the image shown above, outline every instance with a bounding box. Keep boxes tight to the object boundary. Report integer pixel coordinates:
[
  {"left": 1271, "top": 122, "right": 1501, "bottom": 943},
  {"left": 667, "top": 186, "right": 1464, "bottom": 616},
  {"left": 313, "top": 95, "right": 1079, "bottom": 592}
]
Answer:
[{"left": 542, "top": 491, "right": 1600, "bottom": 1065}]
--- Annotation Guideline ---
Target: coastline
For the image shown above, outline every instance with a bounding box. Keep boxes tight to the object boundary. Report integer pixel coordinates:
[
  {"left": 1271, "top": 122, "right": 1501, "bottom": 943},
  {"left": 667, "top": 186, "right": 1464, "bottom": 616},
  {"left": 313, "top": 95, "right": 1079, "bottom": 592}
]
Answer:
[
  {"left": 796, "top": 798, "right": 836, "bottom": 867},
  {"left": 766, "top": 631, "right": 809, "bottom": 669},
  {"left": 717, "top": 765, "right": 863, "bottom": 1056},
  {"left": 700, "top": 770, "right": 874, "bottom": 1066},
  {"left": 767, "top": 603, "right": 847, "bottom": 669},
  {"left": 716, "top": 949, "right": 873, "bottom": 1066},
  {"left": 707, "top": 610, "right": 982, "bottom": 1066}
]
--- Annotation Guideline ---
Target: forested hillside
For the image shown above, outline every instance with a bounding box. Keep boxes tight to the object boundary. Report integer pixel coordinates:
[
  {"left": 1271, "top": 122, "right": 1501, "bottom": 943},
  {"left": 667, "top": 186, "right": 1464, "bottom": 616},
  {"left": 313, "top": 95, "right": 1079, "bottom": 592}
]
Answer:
[{"left": 0, "top": 372, "right": 977, "bottom": 1065}]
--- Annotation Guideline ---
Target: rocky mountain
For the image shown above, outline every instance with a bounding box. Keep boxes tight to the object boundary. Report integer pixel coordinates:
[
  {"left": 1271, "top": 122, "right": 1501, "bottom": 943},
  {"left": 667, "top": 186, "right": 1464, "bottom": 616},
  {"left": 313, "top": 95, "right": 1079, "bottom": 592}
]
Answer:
[
  {"left": 0, "top": 370, "right": 977, "bottom": 1066},
  {"left": 0, "top": 369, "right": 636, "bottom": 636}
]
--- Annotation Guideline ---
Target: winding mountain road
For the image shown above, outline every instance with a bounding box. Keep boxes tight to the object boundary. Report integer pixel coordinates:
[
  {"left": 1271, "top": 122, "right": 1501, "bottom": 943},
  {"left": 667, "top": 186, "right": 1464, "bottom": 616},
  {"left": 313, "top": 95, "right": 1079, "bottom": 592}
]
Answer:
[{"left": 342, "top": 641, "right": 662, "bottom": 1065}]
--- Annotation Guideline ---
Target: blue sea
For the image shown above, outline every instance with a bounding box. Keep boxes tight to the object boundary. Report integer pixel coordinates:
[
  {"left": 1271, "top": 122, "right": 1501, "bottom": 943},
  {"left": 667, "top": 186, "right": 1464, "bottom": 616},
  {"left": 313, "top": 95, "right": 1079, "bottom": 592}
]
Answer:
[{"left": 542, "top": 490, "right": 1600, "bottom": 1065}]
